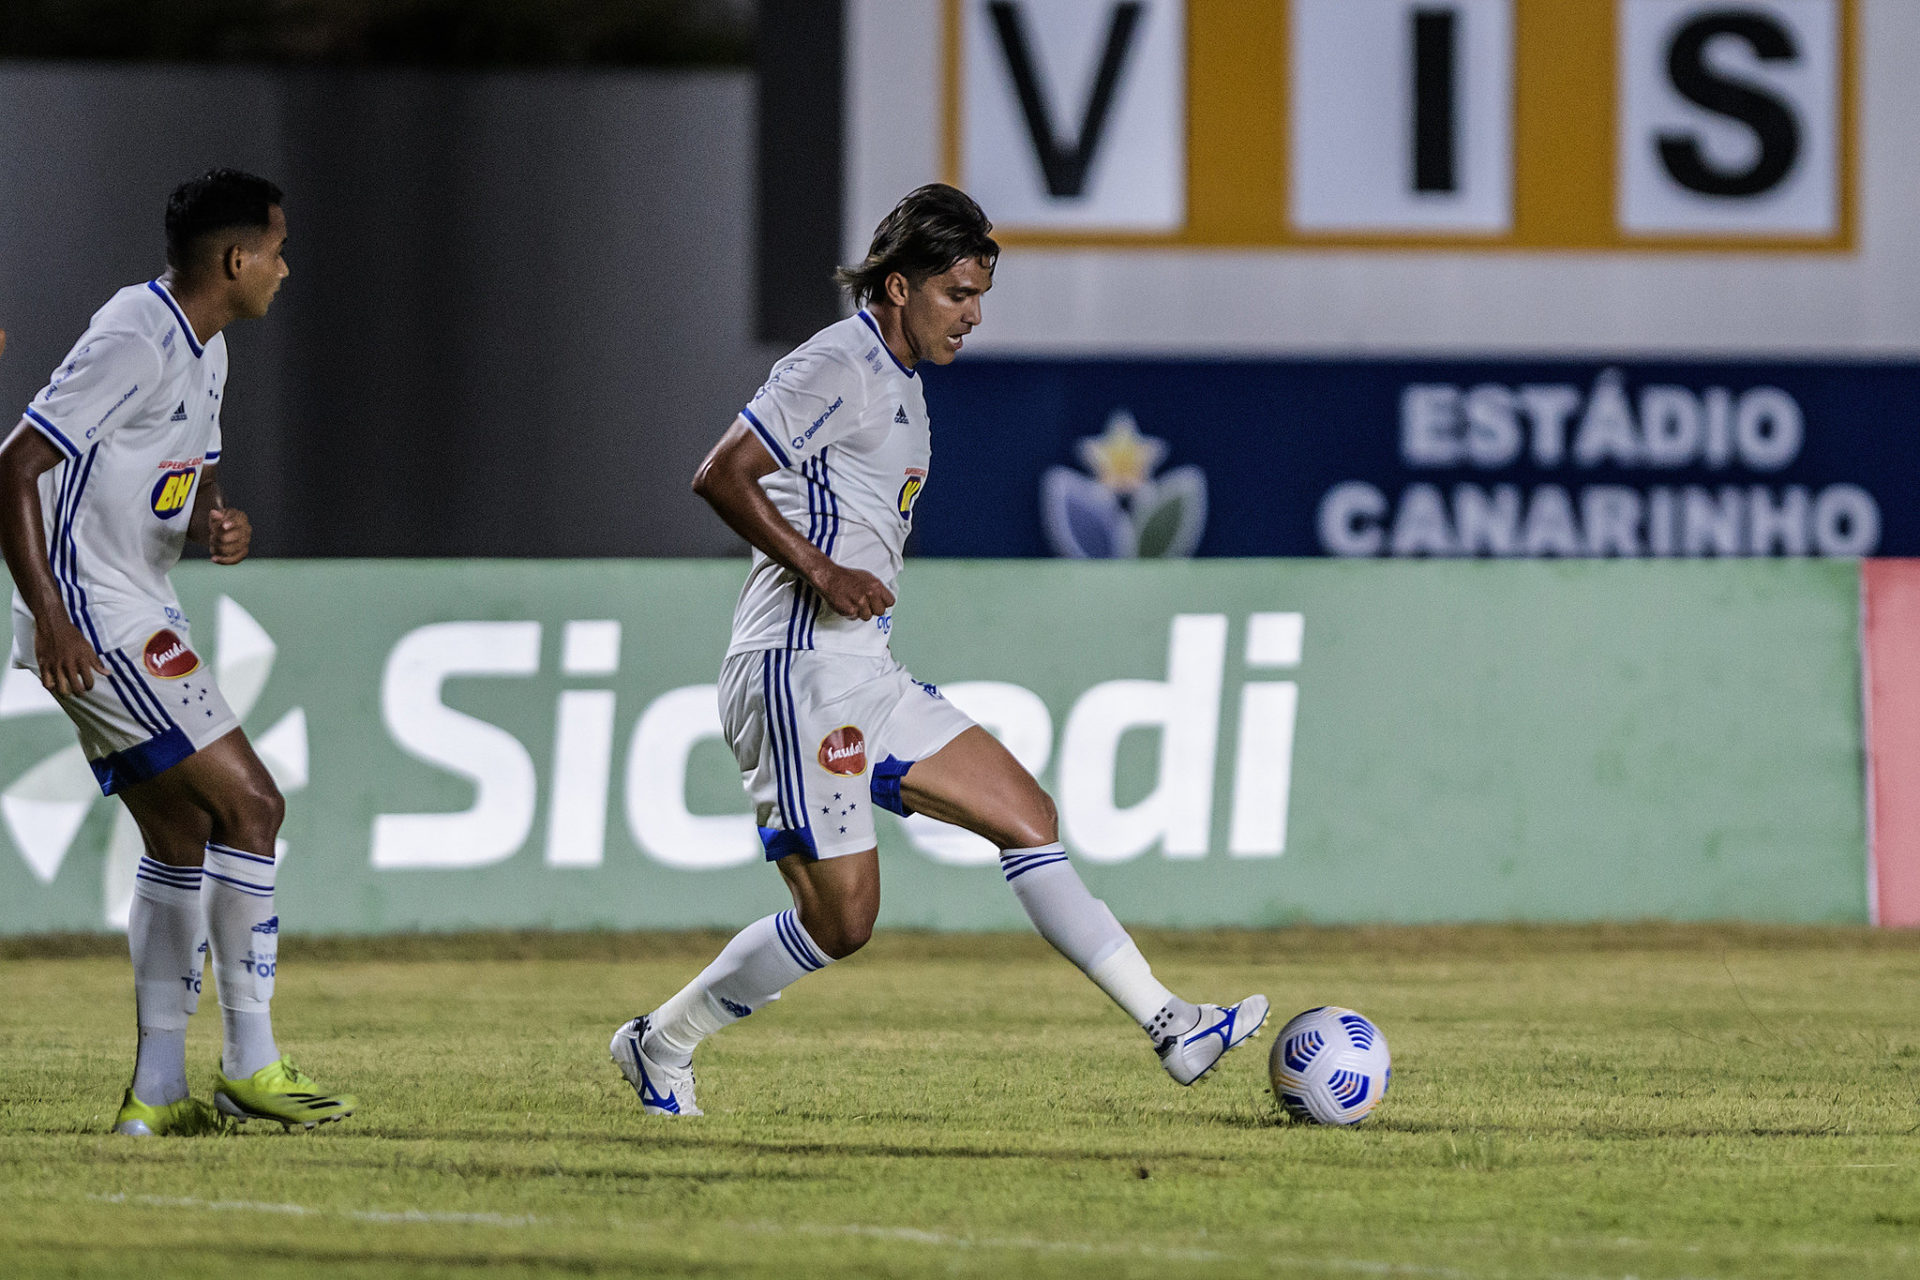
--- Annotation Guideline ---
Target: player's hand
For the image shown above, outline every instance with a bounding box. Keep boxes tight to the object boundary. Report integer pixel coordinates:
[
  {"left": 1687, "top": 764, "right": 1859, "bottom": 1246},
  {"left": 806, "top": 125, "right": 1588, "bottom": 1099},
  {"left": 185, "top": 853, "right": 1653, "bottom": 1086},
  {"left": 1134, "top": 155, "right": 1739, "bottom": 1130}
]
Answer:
[
  {"left": 209, "top": 505, "right": 252, "bottom": 564},
  {"left": 810, "top": 563, "right": 895, "bottom": 622},
  {"left": 35, "top": 614, "right": 107, "bottom": 695}
]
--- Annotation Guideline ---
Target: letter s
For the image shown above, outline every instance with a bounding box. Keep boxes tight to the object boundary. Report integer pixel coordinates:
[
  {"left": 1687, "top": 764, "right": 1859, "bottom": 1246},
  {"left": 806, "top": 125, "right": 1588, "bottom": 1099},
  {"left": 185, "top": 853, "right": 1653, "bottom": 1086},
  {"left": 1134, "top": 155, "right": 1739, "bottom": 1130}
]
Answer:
[
  {"left": 1656, "top": 11, "right": 1801, "bottom": 198},
  {"left": 371, "top": 621, "right": 541, "bottom": 869}
]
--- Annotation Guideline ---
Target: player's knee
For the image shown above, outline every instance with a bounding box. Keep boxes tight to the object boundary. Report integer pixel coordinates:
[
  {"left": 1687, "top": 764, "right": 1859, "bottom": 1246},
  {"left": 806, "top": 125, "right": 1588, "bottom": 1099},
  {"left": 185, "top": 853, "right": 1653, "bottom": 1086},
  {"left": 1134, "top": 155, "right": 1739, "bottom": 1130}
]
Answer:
[
  {"left": 1003, "top": 789, "right": 1058, "bottom": 849},
  {"left": 214, "top": 774, "right": 285, "bottom": 843},
  {"left": 808, "top": 901, "right": 876, "bottom": 960}
]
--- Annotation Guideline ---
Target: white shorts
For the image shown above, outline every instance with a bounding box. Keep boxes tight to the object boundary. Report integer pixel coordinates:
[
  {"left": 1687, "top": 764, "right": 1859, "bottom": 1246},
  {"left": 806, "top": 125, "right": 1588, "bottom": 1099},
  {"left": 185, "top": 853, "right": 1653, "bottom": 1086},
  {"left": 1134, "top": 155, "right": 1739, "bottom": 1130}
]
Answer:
[
  {"left": 13, "top": 622, "right": 239, "bottom": 795},
  {"left": 720, "top": 649, "right": 977, "bottom": 860}
]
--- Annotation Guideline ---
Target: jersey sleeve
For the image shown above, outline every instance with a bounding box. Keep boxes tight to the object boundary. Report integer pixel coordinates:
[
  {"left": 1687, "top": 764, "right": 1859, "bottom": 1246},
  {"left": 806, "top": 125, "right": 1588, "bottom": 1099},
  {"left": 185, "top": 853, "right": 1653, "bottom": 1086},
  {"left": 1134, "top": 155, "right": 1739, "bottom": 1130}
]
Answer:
[
  {"left": 738, "top": 347, "right": 867, "bottom": 470},
  {"left": 23, "top": 330, "right": 159, "bottom": 459}
]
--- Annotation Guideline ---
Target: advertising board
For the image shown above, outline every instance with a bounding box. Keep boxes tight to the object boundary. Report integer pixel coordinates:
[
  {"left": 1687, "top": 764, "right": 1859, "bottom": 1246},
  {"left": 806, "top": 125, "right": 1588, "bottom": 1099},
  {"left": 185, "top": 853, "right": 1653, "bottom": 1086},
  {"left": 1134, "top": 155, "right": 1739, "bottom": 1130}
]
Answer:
[{"left": 0, "top": 559, "right": 1867, "bottom": 934}]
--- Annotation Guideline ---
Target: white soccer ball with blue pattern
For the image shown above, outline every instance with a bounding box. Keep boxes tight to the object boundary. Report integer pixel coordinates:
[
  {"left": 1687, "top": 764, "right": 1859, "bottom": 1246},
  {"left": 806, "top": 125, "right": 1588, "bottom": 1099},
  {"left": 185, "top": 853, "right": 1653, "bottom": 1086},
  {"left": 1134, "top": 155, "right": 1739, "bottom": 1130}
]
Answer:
[{"left": 1269, "top": 1006, "right": 1391, "bottom": 1125}]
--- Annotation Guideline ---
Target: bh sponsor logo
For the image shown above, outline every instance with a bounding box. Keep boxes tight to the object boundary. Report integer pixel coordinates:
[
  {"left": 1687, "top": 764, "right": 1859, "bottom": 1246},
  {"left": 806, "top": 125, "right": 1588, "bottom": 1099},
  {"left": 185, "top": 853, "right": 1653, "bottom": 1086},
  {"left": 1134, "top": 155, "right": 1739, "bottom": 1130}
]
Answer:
[
  {"left": 150, "top": 466, "right": 196, "bottom": 518},
  {"left": 896, "top": 469, "right": 926, "bottom": 523},
  {"left": 368, "top": 611, "right": 1300, "bottom": 873},
  {"left": 142, "top": 630, "right": 201, "bottom": 680},
  {"left": 818, "top": 727, "right": 868, "bottom": 777}
]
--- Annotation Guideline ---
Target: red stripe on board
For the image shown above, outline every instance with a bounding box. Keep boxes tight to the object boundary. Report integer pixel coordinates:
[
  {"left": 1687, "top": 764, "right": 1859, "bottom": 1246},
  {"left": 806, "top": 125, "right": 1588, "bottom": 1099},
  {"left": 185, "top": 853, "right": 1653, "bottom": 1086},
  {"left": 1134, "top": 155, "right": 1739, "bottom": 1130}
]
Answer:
[{"left": 1862, "top": 560, "right": 1920, "bottom": 927}]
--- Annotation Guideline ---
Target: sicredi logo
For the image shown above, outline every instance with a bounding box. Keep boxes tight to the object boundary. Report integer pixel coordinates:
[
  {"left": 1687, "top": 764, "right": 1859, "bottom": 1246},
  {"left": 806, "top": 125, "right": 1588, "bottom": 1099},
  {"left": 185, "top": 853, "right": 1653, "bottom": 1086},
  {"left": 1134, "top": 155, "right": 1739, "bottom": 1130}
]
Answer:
[
  {"left": 142, "top": 629, "right": 201, "bottom": 679},
  {"left": 818, "top": 726, "right": 869, "bottom": 776},
  {"left": 368, "top": 612, "right": 1303, "bottom": 874}
]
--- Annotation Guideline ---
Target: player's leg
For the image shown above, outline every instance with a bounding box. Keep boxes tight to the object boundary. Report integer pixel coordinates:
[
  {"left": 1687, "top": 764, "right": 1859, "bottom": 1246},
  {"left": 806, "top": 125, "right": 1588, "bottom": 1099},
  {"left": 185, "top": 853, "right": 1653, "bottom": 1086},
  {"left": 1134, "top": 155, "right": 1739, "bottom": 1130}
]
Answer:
[
  {"left": 129, "top": 732, "right": 283, "bottom": 1077},
  {"left": 136, "top": 729, "right": 355, "bottom": 1127},
  {"left": 635, "top": 850, "right": 870, "bottom": 1070},
  {"left": 110, "top": 784, "right": 215, "bottom": 1134},
  {"left": 613, "top": 652, "right": 868, "bottom": 1115},
  {"left": 901, "top": 726, "right": 1269, "bottom": 1085}
]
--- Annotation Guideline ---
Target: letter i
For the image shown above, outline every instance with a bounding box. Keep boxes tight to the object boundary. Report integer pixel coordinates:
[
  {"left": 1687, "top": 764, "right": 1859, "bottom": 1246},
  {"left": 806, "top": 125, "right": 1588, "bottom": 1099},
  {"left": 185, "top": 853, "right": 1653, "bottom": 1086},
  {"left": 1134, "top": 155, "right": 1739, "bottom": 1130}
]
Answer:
[
  {"left": 544, "top": 621, "right": 621, "bottom": 868},
  {"left": 1228, "top": 613, "right": 1302, "bottom": 858}
]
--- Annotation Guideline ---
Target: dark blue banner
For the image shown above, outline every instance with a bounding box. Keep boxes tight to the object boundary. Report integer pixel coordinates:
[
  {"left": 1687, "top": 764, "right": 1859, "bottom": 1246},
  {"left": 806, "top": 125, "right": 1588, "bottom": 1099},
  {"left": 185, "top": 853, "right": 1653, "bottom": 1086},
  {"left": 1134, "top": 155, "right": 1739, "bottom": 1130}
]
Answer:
[{"left": 914, "top": 358, "right": 1920, "bottom": 558}]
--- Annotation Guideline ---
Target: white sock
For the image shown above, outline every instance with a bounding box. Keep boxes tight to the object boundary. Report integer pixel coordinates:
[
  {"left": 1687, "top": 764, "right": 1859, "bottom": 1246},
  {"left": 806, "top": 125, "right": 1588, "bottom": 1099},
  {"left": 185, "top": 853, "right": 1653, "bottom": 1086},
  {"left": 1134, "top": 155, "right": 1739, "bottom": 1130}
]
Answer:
[
  {"left": 127, "top": 857, "right": 201, "bottom": 1105},
  {"left": 645, "top": 909, "right": 832, "bottom": 1066},
  {"left": 204, "top": 842, "right": 280, "bottom": 1078},
  {"left": 1000, "top": 844, "right": 1197, "bottom": 1037}
]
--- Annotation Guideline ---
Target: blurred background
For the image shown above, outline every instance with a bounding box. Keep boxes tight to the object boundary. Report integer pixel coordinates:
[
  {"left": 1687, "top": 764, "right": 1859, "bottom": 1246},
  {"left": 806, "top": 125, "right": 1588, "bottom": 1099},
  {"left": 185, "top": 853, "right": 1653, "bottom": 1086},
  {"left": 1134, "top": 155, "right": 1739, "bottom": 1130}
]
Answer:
[{"left": 5, "top": 0, "right": 1919, "bottom": 936}]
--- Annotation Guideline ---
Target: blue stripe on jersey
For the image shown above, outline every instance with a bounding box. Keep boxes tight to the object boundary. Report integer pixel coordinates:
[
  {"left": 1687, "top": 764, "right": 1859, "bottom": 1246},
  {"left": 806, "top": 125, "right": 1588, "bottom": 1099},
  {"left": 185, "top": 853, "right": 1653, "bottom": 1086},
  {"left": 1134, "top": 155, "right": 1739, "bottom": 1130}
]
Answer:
[
  {"left": 776, "top": 652, "right": 813, "bottom": 845},
  {"left": 23, "top": 407, "right": 79, "bottom": 457},
  {"left": 56, "top": 446, "right": 108, "bottom": 652},
  {"left": 741, "top": 407, "right": 791, "bottom": 467},
  {"left": 761, "top": 652, "right": 800, "bottom": 836},
  {"left": 856, "top": 310, "right": 916, "bottom": 379},
  {"left": 107, "top": 650, "right": 180, "bottom": 735},
  {"left": 147, "top": 280, "right": 204, "bottom": 358},
  {"left": 786, "top": 458, "right": 821, "bottom": 650},
  {"left": 45, "top": 447, "right": 173, "bottom": 740},
  {"left": 204, "top": 450, "right": 221, "bottom": 462},
  {"left": 818, "top": 446, "right": 841, "bottom": 557}
]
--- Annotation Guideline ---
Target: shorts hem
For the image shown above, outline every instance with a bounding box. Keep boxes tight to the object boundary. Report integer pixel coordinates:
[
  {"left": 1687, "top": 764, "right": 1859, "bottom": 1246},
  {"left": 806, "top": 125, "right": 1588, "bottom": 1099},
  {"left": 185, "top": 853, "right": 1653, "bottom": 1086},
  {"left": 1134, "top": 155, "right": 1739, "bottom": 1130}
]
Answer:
[{"left": 89, "top": 726, "right": 197, "bottom": 795}]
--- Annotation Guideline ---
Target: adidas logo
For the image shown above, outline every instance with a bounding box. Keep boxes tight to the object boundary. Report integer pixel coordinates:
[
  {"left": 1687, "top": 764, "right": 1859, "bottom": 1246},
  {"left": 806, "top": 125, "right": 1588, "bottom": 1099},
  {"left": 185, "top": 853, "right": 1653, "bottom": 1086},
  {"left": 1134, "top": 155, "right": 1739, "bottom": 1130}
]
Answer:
[
  {"left": 169, "top": 401, "right": 188, "bottom": 422},
  {"left": 894, "top": 404, "right": 910, "bottom": 425}
]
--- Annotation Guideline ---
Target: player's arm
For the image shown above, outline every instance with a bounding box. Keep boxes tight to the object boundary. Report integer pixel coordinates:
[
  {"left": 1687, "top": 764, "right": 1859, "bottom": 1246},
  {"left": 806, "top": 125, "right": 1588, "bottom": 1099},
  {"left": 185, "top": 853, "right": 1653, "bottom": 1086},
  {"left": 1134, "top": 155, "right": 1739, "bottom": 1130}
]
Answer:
[
  {"left": 186, "top": 464, "right": 252, "bottom": 565},
  {"left": 692, "top": 419, "right": 895, "bottom": 621},
  {"left": 0, "top": 420, "right": 108, "bottom": 693}
]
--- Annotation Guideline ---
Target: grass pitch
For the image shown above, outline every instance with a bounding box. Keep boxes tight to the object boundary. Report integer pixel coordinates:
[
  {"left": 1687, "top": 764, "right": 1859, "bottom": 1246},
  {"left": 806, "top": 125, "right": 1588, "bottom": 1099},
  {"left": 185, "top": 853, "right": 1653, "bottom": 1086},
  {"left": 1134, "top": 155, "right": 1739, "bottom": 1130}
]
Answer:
[{"left": 3, "top": 925, "right": 1919, "bottom": 1279}]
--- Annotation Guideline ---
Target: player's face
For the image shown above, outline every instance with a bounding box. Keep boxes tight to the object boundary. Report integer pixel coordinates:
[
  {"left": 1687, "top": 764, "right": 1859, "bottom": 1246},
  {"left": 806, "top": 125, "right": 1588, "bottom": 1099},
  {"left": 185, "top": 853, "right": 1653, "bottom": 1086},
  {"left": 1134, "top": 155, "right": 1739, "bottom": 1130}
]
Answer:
[
  {"left": 233, "top": 205, "right": 290, "bottom": 318},
  {"left": 900, "top": 257, "right": 992, "bottom": 366}
]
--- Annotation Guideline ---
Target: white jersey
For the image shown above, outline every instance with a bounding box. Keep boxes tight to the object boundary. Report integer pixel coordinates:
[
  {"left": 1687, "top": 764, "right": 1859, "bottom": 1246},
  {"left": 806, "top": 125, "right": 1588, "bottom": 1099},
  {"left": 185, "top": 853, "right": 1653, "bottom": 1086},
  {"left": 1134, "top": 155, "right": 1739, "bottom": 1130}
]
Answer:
[
  {"left": 10, "top": 281, "right": 226, "bottom": 658},
  {"left": 727, "top": 310, "right": 930, "bottom": 658}
]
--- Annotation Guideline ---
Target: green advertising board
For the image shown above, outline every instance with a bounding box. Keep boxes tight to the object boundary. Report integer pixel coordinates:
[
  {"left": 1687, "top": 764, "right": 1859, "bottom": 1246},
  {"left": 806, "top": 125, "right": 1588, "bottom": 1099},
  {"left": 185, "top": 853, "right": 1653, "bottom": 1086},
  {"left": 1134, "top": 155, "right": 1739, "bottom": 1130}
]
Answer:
[{"left": 0, "top": 559, "right": 1867, "bottom": 935}]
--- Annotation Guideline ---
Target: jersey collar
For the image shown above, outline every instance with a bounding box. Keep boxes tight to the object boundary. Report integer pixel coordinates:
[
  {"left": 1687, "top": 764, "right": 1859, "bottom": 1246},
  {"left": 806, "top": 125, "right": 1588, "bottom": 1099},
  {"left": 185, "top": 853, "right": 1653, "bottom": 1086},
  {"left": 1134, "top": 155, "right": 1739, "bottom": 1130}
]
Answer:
[
  {"left": 147, "top": 280, "right": 205, "bottom": 358},
  {"left": 857, "top": 309, "right": 917, "bottom": 379}
]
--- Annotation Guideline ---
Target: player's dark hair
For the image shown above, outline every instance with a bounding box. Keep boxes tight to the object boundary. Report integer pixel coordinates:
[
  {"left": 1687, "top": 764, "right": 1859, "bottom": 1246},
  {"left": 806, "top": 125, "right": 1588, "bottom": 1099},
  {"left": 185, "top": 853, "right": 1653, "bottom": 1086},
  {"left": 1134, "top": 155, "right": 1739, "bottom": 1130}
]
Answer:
[
  {"left": 835, "top": 184, "right": 998, "bottom": 307},
  {"left": 165, "top": 169, "right": 284, "bottom": 269}
]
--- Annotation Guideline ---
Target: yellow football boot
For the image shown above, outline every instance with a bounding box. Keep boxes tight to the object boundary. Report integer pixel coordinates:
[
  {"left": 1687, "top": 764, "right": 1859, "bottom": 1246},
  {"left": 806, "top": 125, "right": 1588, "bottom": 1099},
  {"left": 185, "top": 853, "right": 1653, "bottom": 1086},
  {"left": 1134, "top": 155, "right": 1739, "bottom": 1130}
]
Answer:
[{"left": 212, "top": 1058, "right": 357, "bottom": 1130}]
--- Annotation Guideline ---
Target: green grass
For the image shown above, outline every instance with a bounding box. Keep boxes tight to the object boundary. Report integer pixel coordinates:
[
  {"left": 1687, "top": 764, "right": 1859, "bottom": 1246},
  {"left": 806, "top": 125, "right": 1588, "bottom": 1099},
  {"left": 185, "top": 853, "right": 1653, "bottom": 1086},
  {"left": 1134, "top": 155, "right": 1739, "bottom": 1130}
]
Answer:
[{"left": 4, "top": 925, "right": 1920, "bottom": 1278}]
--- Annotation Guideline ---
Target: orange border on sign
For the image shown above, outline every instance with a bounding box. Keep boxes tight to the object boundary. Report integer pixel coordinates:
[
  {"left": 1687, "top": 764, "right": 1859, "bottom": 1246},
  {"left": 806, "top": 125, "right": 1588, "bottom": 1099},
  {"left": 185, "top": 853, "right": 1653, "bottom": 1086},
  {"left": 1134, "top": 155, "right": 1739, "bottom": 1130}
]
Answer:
[{"left": 945, "top": 0, "right": 1855, "bottom": 254}]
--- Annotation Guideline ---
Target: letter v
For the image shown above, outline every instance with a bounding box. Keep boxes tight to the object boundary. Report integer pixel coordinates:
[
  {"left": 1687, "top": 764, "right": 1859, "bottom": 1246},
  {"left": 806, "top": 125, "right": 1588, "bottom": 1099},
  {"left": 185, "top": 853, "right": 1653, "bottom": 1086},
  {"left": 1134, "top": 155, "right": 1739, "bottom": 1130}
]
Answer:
[{"left": 986, "top": 1, "right": 1145, "bottom": 198}]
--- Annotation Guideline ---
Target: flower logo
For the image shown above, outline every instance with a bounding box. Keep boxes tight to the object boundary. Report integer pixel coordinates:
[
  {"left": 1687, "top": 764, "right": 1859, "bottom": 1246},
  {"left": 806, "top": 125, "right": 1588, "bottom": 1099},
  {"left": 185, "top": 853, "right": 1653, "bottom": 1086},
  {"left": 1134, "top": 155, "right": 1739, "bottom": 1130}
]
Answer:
[
  {"left": 0, "top": 596, "right": 307, "bottom": 927},
  {"left": 1041, "top": 410, "right": 1207, "bottom": 559}
]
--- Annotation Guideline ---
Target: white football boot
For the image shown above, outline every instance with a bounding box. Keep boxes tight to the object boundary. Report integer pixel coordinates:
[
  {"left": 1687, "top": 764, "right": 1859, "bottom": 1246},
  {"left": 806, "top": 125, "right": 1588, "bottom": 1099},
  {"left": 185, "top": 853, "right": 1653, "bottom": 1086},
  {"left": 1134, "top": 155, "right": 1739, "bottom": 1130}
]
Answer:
[
  {"left": 1157, "top": 995, "right": 1271, "bottom": 1086},
  {"left": 610, "top": 1015, "right": 701, "bottom": 1117}
]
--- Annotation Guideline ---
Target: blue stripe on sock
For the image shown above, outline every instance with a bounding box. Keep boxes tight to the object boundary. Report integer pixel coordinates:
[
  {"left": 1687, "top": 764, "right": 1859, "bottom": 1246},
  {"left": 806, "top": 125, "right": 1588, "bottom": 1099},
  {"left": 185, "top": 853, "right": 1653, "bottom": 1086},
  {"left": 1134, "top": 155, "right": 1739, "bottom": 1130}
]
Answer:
[
  {"left": 1003, "top": 856, "right": 1069, "bottom": 883},
  {"left": 207, "top": 843, "right": 273, "bottom": 865},
  {"left": 775, "top": 910, "right": 823, "bottom": 972},
  {"left": 203, "top": 869, "right": 274, "bottom": 896}
]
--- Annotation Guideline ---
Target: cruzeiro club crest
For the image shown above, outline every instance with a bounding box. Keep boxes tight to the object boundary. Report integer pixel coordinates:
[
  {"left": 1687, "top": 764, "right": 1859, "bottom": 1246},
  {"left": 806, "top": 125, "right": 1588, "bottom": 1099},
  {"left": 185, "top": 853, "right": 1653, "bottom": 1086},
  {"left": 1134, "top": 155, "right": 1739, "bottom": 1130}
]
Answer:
[
  {"left": 1041, "top": 411, "right": 1207, "bottom": 559},
  {"left": 0, "top": 596, "right": 308, "bottom": 928}
]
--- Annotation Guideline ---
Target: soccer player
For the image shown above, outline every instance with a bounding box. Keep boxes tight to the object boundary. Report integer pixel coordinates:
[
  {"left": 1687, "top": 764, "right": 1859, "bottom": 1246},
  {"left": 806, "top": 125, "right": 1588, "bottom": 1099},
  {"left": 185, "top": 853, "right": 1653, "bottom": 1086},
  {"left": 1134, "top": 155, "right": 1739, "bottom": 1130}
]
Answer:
[
  {"left": 610, "top": 185, "right": 1268, "bottom": 1116},
  {"left": 0, "top": 170, "right": 356, "bottom": 1135}
]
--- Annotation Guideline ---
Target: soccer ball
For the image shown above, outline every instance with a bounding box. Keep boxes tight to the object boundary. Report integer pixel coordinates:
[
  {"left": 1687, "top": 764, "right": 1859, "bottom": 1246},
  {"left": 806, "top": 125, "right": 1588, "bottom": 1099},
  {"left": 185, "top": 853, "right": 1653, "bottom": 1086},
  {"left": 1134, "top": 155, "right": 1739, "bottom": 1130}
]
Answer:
[{"left": 1269, "top": 1006, "right": 1391, "bottom": 1125}]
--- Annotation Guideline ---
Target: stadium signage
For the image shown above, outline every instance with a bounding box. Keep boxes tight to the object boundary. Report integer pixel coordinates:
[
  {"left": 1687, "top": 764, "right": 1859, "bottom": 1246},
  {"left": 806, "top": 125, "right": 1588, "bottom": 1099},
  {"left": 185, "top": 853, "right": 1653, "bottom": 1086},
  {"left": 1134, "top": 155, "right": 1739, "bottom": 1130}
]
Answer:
[
  {"left": 367, "top": 611, "right": 1302, "bottom": 872},
  {"left": 921, "top": 356, "right": 1916, "bottom": 559},
  {"left": 0, "top": 561, "right": 1874, "bottom": 934},
  {"left": 1318, "top": 373, "right": 1880, "bottom": 557},
  {"left": 947, "top": 0, "right": 1852, "bottom": 249}
]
